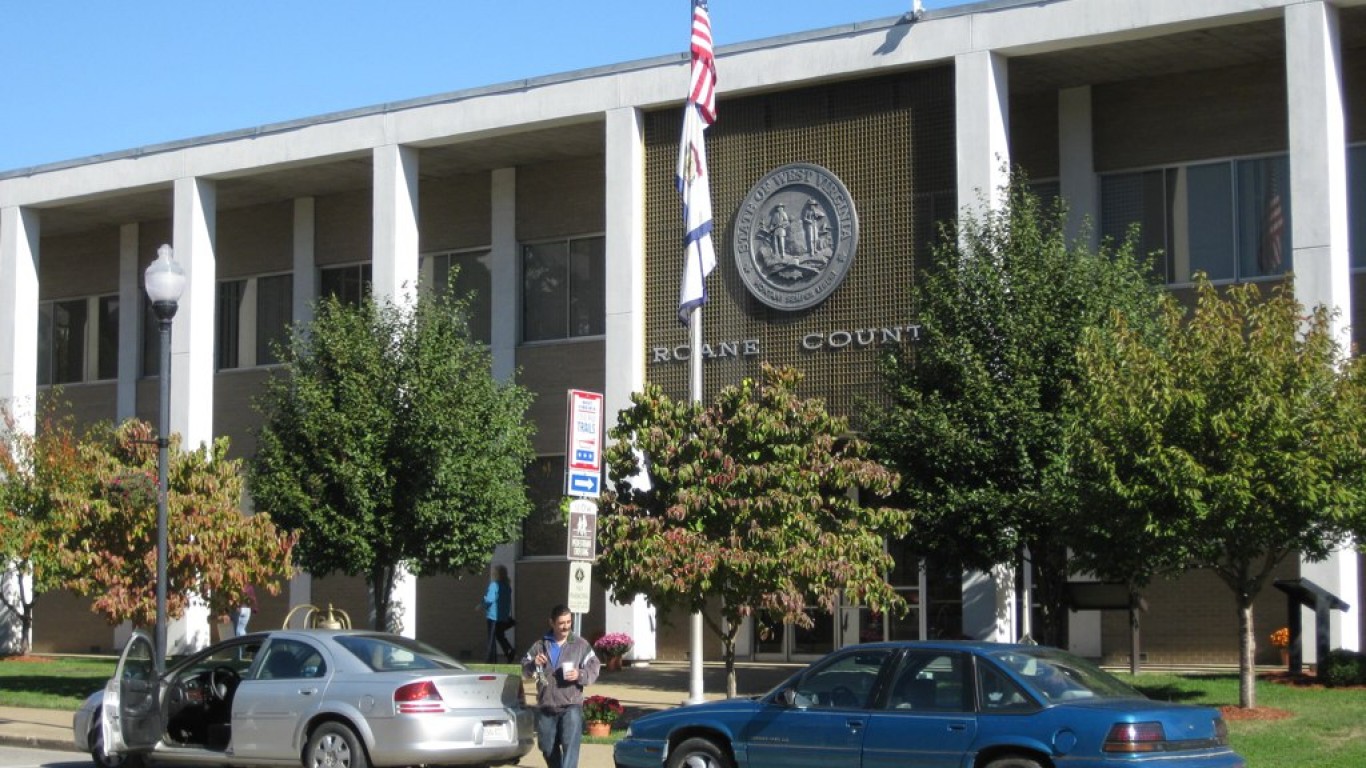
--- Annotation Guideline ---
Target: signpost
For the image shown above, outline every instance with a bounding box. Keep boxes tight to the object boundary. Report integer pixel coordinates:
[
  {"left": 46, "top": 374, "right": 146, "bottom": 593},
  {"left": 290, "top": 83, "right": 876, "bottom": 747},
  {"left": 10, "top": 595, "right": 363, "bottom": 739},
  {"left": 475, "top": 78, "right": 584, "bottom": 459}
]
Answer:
[{"left": 564, "top": 390, "right": 604, "bottom": 633}]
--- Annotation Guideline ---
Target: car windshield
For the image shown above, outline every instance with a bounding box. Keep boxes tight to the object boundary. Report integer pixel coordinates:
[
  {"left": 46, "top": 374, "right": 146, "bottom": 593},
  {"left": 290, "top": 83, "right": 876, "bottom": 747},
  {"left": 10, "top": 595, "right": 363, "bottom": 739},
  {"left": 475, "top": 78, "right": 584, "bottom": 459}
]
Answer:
[
  {"left": 988, "top": 647, "right": 1143, "bottom": 703},
  {"left": 335, "top": 634, "right": 467, "bottom": 672}
]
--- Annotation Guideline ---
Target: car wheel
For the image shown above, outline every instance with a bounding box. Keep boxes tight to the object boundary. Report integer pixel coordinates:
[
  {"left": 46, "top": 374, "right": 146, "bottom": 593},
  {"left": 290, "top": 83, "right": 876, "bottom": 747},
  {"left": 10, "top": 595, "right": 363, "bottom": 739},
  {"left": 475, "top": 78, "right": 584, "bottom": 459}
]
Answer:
[
  {"left": 667, "top": 737, "right": 734, "bottom": 768},
  {"left": 983, "top": 756, "right": 1044, "bottom": 768},
  {"left": 305, "top": 723, "right": 368, "bottom": 768},
  {"left": 90, "top": 723, "right": 144, "bottom": 768}
]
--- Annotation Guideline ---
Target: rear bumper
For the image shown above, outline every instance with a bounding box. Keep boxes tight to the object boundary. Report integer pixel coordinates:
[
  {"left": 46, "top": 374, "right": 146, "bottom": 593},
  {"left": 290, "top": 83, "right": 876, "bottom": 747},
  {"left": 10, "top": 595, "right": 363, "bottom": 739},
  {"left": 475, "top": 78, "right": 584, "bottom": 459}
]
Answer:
[{"left": 365, "top": 707, "right": 534, "bottom": 767}]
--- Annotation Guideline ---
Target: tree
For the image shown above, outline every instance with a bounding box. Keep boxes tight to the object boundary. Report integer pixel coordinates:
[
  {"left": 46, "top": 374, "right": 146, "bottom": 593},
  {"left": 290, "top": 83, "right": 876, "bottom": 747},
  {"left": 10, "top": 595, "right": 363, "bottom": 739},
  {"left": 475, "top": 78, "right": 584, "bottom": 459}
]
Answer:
[
  {"left": 0, "top": 396, "right": 86, "bottom": 656},
  {"left": 53, "top": 419, "right": 296, "bottom": 627},
  {"left": 249, "top": 292, "right": 536, "bottom": 632},
  {"left": 867, "top": 179, "right": 1165, "bottom": 645},
  {"left": 598, "top": 363, "right": 906, "bottom": 697},
  {"left": 1063, "top": 275, "right": 1366, "bottom": 708}
]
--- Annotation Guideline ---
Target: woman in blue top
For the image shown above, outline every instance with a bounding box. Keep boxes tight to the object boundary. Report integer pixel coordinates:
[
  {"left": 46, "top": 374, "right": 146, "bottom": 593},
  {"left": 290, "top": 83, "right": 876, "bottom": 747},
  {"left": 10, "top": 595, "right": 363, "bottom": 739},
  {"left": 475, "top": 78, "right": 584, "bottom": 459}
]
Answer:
[{"left": 482, "top": 564, "right": 515, "bottom": 662}]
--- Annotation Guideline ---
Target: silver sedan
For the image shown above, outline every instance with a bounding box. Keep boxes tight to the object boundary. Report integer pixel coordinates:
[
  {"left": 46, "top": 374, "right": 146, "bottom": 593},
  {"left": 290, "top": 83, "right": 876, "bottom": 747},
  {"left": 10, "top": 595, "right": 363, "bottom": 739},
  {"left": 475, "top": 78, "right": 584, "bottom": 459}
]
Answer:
[{"left": 73, "top": 629, "right": 532, "bottom": 768}]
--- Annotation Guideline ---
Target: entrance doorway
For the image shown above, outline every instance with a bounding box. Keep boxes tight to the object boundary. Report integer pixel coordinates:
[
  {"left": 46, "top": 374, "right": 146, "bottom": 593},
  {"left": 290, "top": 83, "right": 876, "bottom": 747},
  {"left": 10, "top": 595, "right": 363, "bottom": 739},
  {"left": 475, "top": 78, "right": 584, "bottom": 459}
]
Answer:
[{"left": 752, "top": 608, "right": 836, "bottom": 662}]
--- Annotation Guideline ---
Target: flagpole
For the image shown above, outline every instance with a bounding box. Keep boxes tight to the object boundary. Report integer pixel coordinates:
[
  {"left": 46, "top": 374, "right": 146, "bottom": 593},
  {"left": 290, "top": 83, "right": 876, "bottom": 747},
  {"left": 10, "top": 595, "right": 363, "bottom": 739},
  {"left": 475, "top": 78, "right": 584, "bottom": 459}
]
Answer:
[
  {"left": 687, "top": 306, "right": 706, "bottom": 705},
  {"left": 678, "top": 0, "right": 716, "bottom": 707}
]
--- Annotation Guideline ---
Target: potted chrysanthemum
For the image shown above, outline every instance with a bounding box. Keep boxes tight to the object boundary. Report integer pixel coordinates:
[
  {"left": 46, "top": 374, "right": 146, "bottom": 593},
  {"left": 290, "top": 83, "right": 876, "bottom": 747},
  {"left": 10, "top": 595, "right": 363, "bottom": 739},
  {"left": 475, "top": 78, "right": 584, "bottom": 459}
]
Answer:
[
  {"left": 593, "top": 632, "right": 634, "bottom": 671},
  {"left": 582, "top": 694, "right": 625, "bottom": 736}
]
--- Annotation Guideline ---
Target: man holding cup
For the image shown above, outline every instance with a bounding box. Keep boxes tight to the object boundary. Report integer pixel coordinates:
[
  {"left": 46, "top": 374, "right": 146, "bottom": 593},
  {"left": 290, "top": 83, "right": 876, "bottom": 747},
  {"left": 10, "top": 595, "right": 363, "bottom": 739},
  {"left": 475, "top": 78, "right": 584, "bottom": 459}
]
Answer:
[{"left": 523, "top": 604, "right": 601, "bottom": 768}]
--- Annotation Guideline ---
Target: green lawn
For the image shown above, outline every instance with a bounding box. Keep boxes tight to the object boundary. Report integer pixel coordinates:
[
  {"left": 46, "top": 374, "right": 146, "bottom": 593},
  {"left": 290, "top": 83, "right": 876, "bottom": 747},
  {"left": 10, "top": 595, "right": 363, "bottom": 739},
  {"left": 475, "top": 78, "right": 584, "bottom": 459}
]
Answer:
[{"left": 4, "top": 657, "right": 1361, "bottom": 766}]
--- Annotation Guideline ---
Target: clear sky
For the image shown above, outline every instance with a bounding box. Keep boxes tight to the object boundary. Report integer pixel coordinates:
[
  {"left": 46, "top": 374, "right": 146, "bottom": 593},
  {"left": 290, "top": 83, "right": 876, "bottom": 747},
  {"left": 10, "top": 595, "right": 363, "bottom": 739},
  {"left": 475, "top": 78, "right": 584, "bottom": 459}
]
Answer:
[{"left": 1, "top": 0, "right": 971, "bottom": 173}]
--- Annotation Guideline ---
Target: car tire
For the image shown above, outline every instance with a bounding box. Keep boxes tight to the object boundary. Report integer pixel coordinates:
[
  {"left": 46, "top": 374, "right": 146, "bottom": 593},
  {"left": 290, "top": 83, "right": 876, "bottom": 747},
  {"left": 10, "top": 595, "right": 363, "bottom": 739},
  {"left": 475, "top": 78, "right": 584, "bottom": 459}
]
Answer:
[
  {"left": 90, "top": 723, "right": 144, "bottom": 768},
  {"left": 305, "top": 722, "right": 368, "bottom": 768},
  {"left": 984, "top": 756, "right": 1044, "bottom": 768},
  {"left": 667, "top": 737, "right": 734, "bottom": 768}
]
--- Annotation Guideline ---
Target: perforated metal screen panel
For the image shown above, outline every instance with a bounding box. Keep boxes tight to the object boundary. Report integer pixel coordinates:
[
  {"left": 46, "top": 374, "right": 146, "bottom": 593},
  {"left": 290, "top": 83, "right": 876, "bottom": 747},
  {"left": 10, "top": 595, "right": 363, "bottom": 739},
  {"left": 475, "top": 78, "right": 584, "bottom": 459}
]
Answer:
[{"left": 644, "top": 67, "right": 955, "bottom": 421}]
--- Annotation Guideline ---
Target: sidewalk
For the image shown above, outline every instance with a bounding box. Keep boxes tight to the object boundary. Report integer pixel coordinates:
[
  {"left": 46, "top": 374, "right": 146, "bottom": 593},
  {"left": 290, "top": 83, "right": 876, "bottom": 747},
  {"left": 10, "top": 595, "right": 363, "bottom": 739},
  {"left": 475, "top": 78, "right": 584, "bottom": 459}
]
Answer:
[{"left": 0, "top": 661, "right": 800, "bottom": 768}]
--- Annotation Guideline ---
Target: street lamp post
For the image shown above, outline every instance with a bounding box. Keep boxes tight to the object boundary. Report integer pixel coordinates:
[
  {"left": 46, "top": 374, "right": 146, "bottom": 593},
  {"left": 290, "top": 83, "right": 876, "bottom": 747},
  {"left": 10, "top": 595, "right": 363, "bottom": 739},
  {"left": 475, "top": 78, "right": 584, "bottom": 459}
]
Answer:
[{"left": 144, "top": 244, "right": 185, "bottom": 675}]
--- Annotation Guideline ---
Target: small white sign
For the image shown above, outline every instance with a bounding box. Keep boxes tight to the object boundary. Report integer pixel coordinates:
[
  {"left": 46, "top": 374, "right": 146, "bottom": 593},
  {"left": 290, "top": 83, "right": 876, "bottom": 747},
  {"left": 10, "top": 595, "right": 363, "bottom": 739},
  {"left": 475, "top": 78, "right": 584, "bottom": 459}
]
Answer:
[{"left": 567, "top": 561, "right": 592, "bottom": 614}]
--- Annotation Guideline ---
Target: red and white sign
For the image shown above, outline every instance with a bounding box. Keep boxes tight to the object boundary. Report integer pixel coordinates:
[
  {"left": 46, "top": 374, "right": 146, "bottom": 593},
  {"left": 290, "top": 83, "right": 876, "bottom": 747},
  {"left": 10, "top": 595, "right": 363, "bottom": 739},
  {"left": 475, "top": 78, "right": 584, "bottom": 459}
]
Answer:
[{"left": 565, "top": 389, "right": 605, "bottom": 498}]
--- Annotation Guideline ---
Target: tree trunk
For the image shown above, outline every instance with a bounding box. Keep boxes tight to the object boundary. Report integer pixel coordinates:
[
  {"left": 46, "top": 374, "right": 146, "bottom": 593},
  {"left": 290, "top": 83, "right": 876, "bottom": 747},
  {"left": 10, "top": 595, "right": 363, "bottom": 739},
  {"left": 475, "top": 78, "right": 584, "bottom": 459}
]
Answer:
[
  {"left": 368, "top": 565, "right": 396, "bottom": 632},
  {"left": 723, "top": 635, "right": 737, "bottom": 699},
  {"left": 1237, "top": 599, "right": 1256, "bottom": 709}
]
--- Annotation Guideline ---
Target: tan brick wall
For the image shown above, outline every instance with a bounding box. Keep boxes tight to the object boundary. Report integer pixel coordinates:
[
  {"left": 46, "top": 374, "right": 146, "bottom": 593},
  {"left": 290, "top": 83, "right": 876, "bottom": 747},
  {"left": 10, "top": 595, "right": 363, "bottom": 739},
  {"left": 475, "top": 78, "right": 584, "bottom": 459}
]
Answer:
[{"left": 1098, "top": 558, "right": 1300, "bottom": 666}]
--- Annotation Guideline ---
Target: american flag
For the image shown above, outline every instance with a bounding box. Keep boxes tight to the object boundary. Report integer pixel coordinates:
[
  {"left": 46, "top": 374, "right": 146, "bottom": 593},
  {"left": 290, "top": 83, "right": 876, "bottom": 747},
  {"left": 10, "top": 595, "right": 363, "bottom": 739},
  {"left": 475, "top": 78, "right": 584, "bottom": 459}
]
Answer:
[
  {"left": 689, "top": 0, "right": 717, "bottom": 124},
  {"left": 677, "top": 0, "right": 717, "bottom": 326},
  {"left": 1260, "top": 171, "right": 1284, "bottom": 273}
]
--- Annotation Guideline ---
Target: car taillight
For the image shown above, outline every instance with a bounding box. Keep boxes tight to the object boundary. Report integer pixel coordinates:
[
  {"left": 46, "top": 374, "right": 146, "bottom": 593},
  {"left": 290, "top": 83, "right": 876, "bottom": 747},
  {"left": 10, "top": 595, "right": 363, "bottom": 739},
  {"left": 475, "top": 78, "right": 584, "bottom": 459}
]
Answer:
[
  {"left": 1214, "top": 717, "right": 1230, "bottom": 745},
  {"left": 395, "top": 680, "right": 445, "bottom": 714},
  {"left": 1103, "top": 722, "right": 1166, "bottom": 753}
]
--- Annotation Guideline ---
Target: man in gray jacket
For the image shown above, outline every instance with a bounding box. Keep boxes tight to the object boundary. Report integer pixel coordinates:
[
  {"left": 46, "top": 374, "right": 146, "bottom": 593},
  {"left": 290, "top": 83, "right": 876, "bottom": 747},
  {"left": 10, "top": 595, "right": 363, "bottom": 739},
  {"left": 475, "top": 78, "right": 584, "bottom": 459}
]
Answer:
[{"left": 523, "top": 604, "right": 601, "bottom": 768}]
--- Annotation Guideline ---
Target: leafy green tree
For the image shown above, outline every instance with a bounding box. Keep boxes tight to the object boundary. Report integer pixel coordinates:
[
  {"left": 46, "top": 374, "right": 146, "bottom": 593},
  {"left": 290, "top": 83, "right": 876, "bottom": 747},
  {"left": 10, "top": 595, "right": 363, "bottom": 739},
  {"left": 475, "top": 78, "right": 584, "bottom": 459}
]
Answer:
[
  {"left": 1063, "top": 276, "right": 1366, "bottom": 708},
  {"left": 868, "top": 179, "right": 1164, "bottom": 645},
  {"left": 249, "top": 292, "right": 535, "bottom": 632},
  {"left": 1, "top": 396, "right": 86, "bottom": 656},
  {"left": 54, "top": 419, "right": 296, "bottom": 627},
  {"left": 598, "top": 363, "right": 906, "bottom": 697}
]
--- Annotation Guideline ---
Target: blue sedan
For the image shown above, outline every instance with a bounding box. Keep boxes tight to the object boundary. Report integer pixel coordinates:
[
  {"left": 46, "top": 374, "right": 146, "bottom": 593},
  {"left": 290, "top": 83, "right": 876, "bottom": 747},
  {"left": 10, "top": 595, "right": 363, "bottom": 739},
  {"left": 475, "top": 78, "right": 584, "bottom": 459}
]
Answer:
[{"left": 614, "top": 642, "right": 1244, "bottom": 768}]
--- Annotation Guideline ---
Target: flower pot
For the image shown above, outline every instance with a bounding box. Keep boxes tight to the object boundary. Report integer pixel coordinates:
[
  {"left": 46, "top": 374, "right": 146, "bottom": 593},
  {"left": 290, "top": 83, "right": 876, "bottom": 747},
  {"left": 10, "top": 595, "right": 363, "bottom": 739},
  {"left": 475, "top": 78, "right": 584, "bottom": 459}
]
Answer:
[
  {"left": 586, "top": 721, "right": 612, "bottom": 737},
  {"left": 1280, "top": 648, "right": 1289, "bottom": 666},
  {"left": 606, "top": 655, "right": 624, "bottom": 672}
]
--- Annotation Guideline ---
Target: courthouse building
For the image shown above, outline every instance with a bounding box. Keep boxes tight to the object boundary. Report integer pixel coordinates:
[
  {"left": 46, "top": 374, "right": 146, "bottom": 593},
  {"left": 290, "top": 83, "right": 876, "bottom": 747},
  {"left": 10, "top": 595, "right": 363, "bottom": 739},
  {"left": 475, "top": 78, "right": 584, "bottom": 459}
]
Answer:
[{"left": 2, "top": 0, "right": 1363, "bottom": 665}]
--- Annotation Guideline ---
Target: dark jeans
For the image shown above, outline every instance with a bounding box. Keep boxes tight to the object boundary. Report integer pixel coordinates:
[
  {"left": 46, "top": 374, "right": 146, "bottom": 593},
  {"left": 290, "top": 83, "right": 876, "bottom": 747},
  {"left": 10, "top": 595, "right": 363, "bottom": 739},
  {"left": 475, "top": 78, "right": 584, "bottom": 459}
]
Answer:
[
  {"left": 535, "top": 705, "right": 583, "bottom": 768},
  {"left": 486, "top": 618, "right": 514, "bottom": 663}
]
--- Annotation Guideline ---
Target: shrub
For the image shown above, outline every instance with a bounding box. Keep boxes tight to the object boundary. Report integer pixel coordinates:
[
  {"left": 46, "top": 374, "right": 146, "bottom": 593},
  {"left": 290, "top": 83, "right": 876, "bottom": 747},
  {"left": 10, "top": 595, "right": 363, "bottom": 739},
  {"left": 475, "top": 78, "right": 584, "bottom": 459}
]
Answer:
[{"left": 1320, "top": 649, "right": 1366, "bottom": 687}]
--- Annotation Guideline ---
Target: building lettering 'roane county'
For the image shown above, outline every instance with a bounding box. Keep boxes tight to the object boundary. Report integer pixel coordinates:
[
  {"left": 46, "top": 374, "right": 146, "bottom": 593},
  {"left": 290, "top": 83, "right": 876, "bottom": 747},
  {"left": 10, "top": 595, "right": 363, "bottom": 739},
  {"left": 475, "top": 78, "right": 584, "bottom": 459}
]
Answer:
[{"left": 2, "top": 0, "right": 1362, "bottom": 665}]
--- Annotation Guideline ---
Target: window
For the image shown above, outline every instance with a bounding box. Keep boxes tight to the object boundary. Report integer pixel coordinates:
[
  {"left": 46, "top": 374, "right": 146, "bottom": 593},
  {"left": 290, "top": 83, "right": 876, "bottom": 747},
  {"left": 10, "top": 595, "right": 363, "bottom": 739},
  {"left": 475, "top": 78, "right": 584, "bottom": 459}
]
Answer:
[
  {"left": 38, "top": 296, "right": 118, "bottom": 385},
  {"left": 97, "top": 296, "right": 120, "bottom": 381},
  {"left": 432, "top": 249, "right": 492, "bottom": 344},
  {"left": 256, "top": 274, "right": 293, "bottom": 365},
  {"left": 1349, "top": 145, "right": 1366, "bottom": 270},
  {"left": 216, "top": 274, "right": 293, "bottom": 370},
  {"left": 1100, "top": 154, "right": 1291, "bottom": 285},
  {"left": 217, "top": 280, "right": 246, "bottom": 370},
  {"left": 37, "top": 299, "right": 87, "bottom": 385},
  {"left": 886, "top": 651, "right": 969, "bottom": 712},
  {"left": 522, "top": 236, "right": 605, "bottom": 342},
  {"left": 320, "top": 263, "right": 372, "bottom": 306},
  {"left": 790, "top": 648, "right": 892, "bottom": 710},
  {"left": 521, "top": 456, "right": 568, "bottom": 557}
]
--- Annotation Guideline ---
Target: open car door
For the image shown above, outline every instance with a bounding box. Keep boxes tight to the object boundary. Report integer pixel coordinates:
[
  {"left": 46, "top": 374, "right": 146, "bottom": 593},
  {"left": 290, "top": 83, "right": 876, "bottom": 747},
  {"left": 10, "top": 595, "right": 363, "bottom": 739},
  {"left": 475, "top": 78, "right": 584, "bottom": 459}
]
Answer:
[{"left": 102, "top": 631, "right": 162, "bottom": 756}]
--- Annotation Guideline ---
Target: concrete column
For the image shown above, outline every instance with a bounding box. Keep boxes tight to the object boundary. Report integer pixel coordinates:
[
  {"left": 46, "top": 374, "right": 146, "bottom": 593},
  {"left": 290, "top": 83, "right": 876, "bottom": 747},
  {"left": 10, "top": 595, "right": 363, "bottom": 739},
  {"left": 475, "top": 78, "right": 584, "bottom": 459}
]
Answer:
[
  {"left": 602, "top": 106, "right": 655, "bottom": 662},
  {"left": 0, "top": 206, "right": 38, "bottom": 430},
  {"left": 172, "top": 177, "right": 217, "bottom": 452},
  {"left": 289, "top": 197, "right": 316, "bottom": 613},
  {"left": 116, "top": 224, "right": 139, "bottom": 422},
  {"left": 955, "top": 50, "right": 1011, "bottom": 224},
  {"left": 373, "top": 144, "right": 420, "bottom": 309},
  {"left": 955, "top": 50, "right": 1015, "bottom": 641},
  {"left": 1285, "top": 1, "right": 1358, "bottom": 657},
  {"left": 490, "top": 168, "right": 518, "bottom": 384},
  {"left": 1058, "top": 85, "right": 1098, "bottom": 250},
  {"left": 962, "top": 564, "right": 1018, "bottom": 642}
]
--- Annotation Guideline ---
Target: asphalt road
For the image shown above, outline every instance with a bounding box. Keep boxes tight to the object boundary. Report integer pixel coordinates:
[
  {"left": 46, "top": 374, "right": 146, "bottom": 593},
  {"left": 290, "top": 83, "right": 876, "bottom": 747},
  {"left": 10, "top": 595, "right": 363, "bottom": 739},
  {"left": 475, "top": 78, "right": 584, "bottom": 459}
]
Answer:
[{"left": 0, "top": 745, "right": 89, "bottom": 768}]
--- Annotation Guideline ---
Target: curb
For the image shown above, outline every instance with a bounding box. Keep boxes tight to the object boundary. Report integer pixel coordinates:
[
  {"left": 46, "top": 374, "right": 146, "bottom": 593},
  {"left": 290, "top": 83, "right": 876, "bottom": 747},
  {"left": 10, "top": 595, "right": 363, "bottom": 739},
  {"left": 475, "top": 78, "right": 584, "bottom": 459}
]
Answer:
[{"left": 0, "top": 733, "right": 78, "bottom": 753}]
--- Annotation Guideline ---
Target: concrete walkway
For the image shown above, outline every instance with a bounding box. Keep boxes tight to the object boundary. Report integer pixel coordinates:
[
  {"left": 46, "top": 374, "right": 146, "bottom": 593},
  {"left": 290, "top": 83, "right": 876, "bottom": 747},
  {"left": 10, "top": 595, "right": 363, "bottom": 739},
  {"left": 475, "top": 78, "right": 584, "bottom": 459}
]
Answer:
[{"left": 0, "top": 661, "right": 800, "bottom": 768}]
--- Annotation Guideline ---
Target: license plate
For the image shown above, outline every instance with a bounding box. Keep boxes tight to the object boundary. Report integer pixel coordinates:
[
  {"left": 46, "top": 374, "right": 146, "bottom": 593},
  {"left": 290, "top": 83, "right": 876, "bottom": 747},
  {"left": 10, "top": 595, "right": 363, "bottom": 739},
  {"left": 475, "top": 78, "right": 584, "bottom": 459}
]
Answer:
[{"left": 483, "top": 722, "right": 509, "bottom": 742}]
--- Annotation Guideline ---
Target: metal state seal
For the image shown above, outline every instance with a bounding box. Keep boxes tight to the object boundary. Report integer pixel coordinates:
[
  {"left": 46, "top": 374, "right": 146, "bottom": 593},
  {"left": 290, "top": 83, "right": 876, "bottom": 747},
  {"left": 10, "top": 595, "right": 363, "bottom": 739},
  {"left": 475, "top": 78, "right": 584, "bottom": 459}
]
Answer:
[{"left": 732, "top": 163, "right": 859, "bottom": 311}]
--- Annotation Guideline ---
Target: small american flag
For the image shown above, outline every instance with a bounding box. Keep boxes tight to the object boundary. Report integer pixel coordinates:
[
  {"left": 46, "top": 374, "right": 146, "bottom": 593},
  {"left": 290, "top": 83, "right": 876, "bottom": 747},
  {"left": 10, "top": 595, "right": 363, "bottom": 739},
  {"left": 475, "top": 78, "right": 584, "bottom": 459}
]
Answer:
[{"left": 689, "top": 0, "right": 716, "bottom": 124}]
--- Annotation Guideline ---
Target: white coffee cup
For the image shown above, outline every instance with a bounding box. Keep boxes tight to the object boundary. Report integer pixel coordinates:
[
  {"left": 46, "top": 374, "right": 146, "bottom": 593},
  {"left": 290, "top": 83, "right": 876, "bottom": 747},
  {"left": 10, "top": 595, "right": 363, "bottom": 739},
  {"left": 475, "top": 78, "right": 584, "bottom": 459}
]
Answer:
[{"left": 561, "top": 661, "right": 574, "bottom": 676}]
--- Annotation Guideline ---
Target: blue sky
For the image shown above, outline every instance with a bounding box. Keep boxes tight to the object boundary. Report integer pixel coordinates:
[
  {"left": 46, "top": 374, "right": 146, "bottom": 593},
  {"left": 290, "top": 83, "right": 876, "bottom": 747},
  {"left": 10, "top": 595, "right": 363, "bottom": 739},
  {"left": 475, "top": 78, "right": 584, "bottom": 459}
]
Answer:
[{"left": 1, "top": 1, "right": 969, "bottom": 173}]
